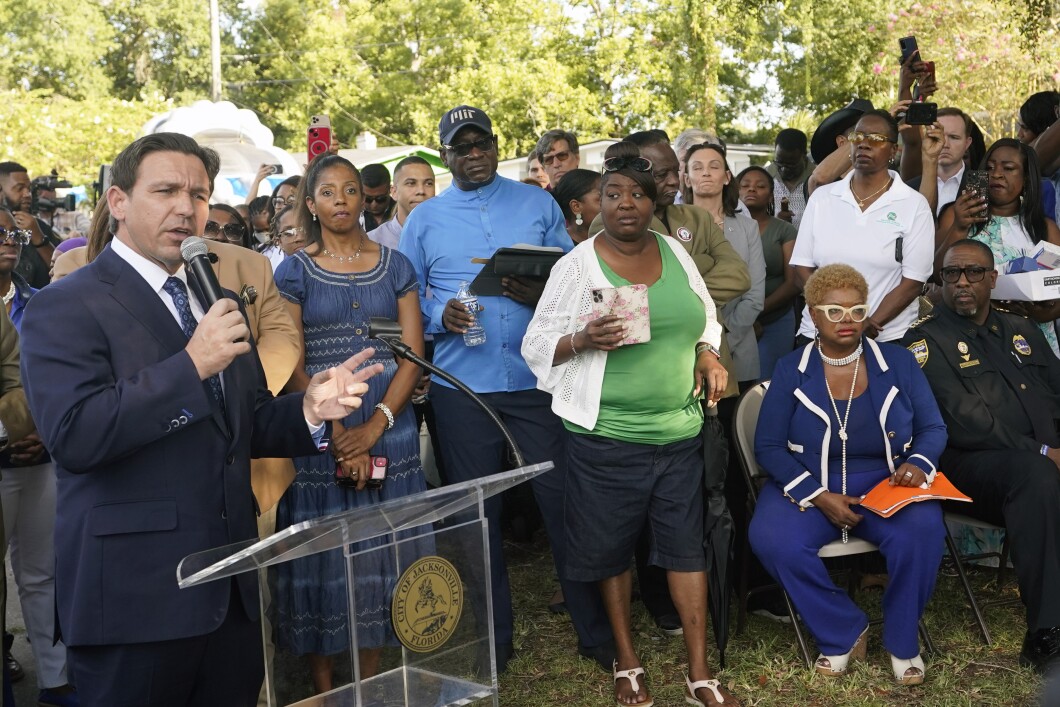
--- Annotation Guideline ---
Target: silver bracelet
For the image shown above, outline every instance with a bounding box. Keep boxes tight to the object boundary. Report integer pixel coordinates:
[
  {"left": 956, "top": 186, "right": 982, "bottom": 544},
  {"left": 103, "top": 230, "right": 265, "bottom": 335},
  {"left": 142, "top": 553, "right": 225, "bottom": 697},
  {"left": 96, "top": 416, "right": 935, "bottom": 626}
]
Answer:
[
  {"left": 374, "top": 403, "right": 395, "bottom": 430},
  {"left": 570, "top": 333, "right": 579, "bottom": 357}
]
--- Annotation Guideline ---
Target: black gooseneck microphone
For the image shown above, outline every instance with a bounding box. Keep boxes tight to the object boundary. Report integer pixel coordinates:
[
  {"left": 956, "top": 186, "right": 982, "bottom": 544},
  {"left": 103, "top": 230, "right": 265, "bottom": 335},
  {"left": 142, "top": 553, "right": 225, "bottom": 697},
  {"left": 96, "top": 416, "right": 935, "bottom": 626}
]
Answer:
[
  {"left": 368, "top": 317, "right": 526, "bottom": 468},
  {"left": 180, "top": 236, "right": 225, "bottom": 307}
]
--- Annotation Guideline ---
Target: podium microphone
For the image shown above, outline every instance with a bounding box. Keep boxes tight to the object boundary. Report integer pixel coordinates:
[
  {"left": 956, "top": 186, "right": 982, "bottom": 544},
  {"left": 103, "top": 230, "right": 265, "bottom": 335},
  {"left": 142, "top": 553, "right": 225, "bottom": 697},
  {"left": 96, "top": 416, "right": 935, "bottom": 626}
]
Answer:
[
  {"left": 180, "top": 236, "right": 225, "bottom": 307},
  {"left": 368, "top": 317, "right": 525, "bottom": 468}
]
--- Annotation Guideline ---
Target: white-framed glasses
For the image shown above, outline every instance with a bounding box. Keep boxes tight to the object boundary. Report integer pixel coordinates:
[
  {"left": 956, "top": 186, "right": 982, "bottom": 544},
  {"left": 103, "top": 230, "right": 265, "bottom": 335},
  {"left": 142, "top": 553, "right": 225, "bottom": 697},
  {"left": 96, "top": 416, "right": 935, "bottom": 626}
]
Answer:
[{"left": 813, "top": 304, "right": 870, "bottom": 323}]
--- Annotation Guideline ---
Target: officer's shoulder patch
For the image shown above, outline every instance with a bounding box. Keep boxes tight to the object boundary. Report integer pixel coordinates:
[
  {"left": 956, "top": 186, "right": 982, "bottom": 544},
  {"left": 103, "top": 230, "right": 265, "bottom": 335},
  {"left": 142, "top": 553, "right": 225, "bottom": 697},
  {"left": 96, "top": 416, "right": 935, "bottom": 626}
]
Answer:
[{"left": 907, "top": 338, "right": 929, "bottom": 368}]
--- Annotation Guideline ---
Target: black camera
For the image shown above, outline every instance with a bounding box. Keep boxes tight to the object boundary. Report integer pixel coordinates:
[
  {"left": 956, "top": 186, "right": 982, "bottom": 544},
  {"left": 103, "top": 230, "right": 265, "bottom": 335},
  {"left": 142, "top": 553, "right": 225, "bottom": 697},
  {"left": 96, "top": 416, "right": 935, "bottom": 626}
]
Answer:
[{"left": 30, "top": 171, "right": 75, "bottom": 215}]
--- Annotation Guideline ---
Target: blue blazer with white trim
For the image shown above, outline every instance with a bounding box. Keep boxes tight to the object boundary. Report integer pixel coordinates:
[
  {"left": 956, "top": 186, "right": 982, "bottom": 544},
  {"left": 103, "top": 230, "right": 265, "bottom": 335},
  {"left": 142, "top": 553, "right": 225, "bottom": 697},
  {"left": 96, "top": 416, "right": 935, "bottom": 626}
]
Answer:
[{"left": 754, "top": 338, "right": 948, "bottom": 507}]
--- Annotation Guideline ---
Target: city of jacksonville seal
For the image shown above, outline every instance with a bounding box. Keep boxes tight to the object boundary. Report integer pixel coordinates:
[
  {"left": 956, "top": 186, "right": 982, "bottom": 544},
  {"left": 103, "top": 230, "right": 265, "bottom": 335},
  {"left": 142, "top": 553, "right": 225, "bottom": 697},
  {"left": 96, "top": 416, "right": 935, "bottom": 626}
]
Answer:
[{"left": 392, "top": 556, "right": 463, "bottom": 653}]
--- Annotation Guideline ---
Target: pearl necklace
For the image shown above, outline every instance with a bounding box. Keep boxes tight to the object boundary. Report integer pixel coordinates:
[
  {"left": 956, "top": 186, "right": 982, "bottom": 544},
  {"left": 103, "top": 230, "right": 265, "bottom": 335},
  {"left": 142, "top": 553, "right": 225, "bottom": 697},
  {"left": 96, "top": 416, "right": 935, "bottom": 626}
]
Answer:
[
  {"left": 822, "top": 349, "right": 861, "bottom": 544},
  {"left": 321, "top": 234, "right": 365, "bottom": 263},
  {"left": 850, "top": 177, "right": 892, "bottom": 209},
  {"left": 1, "top": 286, "right": 14, "bottom": 306},
  {"left": 818, "top": 340, "right": 863, "bottom": 367}
]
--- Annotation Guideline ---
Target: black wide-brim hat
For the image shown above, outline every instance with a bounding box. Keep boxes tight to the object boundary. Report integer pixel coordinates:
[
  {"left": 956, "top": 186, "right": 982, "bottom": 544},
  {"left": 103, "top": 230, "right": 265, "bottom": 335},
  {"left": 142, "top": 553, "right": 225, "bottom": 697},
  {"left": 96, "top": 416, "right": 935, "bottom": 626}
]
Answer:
[{"left": 810, "top": 98, "right": 875, "bottom": 164}]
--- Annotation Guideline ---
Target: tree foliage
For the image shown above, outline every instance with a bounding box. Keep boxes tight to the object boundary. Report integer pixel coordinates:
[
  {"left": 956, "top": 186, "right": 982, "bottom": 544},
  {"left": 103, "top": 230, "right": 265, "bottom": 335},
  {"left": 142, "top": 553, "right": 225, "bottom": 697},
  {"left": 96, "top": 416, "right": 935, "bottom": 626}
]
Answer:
[{"left": 0, "top": 0, "right": 1058, "bottom": 187}]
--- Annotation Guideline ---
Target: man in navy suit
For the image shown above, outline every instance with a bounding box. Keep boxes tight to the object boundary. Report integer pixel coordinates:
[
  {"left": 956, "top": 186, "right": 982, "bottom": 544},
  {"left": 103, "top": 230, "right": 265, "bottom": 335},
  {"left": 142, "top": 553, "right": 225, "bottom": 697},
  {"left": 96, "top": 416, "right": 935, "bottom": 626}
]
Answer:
[{"left": 18, "top": 133, "right": 381, "bottom": 706}]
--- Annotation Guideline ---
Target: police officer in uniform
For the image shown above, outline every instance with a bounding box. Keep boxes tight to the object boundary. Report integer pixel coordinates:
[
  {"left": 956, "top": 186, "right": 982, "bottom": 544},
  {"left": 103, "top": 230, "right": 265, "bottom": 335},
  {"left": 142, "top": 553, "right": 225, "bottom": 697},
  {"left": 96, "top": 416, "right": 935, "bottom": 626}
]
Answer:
[{"left": 902, "top": 238, "right": 1060, "bottom": 672}]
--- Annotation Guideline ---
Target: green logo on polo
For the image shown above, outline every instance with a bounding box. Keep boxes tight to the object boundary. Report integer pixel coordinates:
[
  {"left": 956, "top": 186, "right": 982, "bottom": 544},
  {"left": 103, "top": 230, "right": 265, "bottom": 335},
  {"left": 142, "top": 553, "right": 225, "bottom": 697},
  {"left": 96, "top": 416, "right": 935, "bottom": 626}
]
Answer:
[{"left": 887, "top": 212, "right": 897, "bottom": 221}]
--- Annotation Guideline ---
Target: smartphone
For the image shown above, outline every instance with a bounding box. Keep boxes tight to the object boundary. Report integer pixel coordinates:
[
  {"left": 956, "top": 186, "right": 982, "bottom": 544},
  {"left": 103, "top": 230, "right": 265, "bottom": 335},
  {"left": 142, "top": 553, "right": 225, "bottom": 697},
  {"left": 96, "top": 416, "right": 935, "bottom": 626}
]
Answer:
[
  {"left": 269, "top": 164, "right": 283, "bottom": 175},
  {"left": 334, "top": 456, "right": 388, "bottom": 489},
  {"left": 590, "top": 285, "right": 651, "bottom": 346},
  {"left": 966, "top": 170, "right": 989, "bottom": 196},
  {"left": 899, "top": 35, "right": 919, "bottom": 65},
  {"left": 906, "top": 102, "right": 938, "bottom": 125},
  {"left": 921, "top": 61, "right": 935, "bottom": 83},
  {"left": 366, "top": 456, "right": 387, "bottom": 490},
  {"left": 307, "top": 115, "right": 332, "bottom": 164}
]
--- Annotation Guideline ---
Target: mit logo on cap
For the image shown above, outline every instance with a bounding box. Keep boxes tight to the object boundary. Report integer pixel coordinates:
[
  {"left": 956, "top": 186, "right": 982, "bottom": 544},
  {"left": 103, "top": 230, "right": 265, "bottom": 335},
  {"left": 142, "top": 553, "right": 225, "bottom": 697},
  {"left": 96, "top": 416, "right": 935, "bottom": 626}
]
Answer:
[{"left": 439, "top": 105, "right": 493, "bottom": 145}]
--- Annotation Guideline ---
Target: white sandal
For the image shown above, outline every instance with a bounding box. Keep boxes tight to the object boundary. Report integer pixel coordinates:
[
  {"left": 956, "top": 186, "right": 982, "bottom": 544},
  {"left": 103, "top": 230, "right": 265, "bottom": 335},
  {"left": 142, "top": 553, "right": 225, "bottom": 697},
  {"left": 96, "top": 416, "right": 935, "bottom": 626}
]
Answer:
[
  {"left": 684, "top": 675, "right": 729, "bottom": 705},
  {"left": 815, "top": 625, "right": 869, "bottom": 676},
  {"left": 890, "top": 653, "right": 925, "bottom": 685},
  {"left": 613, "top": 660, "right": 653, "bottom": 707}
]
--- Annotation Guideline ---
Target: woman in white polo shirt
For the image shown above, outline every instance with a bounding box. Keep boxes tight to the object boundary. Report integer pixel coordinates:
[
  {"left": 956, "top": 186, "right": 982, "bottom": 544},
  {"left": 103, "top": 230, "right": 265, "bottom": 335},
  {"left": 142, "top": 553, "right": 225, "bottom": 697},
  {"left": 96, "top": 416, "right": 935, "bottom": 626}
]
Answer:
[{"left": 791, "top": 110, "right": 934, "bottom": 343}]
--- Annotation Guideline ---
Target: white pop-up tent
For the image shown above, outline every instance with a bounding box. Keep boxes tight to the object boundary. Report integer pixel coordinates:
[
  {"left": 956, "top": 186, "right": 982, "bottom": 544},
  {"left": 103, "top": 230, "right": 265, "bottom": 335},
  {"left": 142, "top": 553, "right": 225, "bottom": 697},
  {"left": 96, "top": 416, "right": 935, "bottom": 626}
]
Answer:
[{"left": 142, "top": 100, "right": 301, "bottom": 205}]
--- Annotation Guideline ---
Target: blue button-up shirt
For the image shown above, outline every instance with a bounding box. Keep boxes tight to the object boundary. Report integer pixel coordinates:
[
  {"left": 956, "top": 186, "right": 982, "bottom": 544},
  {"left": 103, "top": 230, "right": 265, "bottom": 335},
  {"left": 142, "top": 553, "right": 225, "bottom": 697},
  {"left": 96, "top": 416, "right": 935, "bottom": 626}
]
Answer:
[{"left": 399, "top": 175, "right": 572, "bottom": 393}]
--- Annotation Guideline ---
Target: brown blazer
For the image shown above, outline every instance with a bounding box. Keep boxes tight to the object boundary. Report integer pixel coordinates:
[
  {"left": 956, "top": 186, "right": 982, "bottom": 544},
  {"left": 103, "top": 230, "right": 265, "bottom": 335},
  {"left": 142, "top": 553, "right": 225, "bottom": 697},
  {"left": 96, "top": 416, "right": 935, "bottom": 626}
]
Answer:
[{"left": 54, "top": 242, "right": 301, "bottom": 512}]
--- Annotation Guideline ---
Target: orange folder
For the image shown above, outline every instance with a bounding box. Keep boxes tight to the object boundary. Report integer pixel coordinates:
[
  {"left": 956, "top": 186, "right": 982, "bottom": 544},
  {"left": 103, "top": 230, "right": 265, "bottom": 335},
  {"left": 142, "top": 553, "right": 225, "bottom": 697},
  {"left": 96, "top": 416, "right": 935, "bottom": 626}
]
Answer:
[{"left": 859, "top": 472, "right": 972, "bottom": 518}]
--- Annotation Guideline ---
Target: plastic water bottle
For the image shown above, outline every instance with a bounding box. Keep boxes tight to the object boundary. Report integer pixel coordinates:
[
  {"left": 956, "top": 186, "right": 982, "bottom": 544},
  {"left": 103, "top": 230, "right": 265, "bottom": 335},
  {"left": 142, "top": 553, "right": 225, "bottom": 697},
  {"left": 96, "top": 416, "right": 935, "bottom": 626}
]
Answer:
[{"left": 456, "top": 280, "right": 486, "bottom": 347}]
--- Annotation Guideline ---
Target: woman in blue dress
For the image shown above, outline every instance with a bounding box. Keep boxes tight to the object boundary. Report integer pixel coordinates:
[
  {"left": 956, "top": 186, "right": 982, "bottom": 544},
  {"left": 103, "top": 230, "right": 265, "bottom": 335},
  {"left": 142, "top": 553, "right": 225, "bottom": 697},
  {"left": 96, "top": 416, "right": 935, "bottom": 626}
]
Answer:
[{"left": 273, "top": 154, "right": 429, "bottom": 694}]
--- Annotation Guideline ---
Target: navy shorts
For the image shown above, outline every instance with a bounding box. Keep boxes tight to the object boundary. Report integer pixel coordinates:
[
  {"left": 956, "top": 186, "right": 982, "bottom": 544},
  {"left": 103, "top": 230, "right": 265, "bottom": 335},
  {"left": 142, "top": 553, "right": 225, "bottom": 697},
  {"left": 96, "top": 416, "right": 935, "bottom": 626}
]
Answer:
[{"left": 564, "top": 432, "right": 706, "bottom": 582}]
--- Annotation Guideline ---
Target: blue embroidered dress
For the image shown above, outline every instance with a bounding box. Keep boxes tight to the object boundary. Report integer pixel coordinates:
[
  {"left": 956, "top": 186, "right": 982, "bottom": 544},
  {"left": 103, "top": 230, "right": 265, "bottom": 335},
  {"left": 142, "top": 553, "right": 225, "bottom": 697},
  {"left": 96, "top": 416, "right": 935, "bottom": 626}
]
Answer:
[{"left": 273, "top": 247, "right": 430, "bottom": 654}]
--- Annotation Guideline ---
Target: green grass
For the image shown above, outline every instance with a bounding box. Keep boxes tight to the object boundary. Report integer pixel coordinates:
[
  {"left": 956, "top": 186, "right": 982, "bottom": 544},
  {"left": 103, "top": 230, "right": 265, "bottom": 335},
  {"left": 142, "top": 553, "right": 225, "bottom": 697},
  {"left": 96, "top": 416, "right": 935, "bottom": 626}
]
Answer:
[{"left": 498, "top": 535, "right": 1041, "bottom": 707}]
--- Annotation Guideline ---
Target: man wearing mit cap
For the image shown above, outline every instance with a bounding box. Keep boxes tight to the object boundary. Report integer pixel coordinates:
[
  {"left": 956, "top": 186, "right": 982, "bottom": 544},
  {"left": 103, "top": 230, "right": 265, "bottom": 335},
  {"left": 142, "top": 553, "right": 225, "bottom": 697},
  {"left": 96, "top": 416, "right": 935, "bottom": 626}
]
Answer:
[{"left": 400, "top": 105, "right": 614, "bottom": 673}]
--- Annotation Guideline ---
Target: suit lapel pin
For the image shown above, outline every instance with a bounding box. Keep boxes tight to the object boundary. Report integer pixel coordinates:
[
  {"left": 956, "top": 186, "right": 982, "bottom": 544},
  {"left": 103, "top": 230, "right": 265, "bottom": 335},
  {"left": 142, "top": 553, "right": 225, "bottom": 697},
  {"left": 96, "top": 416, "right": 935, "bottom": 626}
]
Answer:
[{"left": 239, "top": 284, "right": 258, "bottom": 307}]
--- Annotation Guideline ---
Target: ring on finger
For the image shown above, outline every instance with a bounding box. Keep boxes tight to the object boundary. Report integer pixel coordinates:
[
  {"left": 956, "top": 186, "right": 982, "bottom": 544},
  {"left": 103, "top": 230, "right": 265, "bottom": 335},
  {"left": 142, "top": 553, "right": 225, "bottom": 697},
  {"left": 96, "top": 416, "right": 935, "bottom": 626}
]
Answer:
[{"left": 903, "top": 471, "right": 913, "bottom": 478}]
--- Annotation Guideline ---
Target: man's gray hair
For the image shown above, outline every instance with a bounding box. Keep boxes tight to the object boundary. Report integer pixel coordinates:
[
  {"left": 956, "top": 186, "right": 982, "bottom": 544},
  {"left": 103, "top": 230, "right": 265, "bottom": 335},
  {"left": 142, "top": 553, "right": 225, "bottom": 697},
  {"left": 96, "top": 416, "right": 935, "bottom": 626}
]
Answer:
[
  {"left": 535, "top": 130, "right": 579, "bottom": 158},
  {"left": 674, "top": 128, "right": 720, "bottom": 160}
]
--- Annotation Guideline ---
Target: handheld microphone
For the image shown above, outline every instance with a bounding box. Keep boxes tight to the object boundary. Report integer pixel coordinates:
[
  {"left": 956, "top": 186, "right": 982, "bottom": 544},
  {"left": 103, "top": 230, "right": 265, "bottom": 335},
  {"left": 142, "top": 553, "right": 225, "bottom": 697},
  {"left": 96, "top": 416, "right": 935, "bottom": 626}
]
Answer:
[{"left": 180, "top": 236, "right": 225, "bottom": 308}]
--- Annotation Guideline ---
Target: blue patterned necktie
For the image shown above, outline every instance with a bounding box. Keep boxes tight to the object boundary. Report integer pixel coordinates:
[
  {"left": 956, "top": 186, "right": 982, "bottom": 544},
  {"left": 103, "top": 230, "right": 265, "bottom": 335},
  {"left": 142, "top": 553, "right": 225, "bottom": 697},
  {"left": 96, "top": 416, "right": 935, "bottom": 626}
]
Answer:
[{"left": 163, "top": 277, "right": 226, "bottom": 413}]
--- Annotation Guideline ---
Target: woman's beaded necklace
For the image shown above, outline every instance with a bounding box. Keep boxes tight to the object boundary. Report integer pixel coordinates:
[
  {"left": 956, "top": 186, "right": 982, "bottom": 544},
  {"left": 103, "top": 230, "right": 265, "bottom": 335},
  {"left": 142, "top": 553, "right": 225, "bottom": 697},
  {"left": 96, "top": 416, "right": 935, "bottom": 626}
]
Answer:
[
  {"left": 321, "top": 233, "right": 365, "bottom": 263},
  {"left": 819, "top": 340, "right": 861, "bottom": 544}
]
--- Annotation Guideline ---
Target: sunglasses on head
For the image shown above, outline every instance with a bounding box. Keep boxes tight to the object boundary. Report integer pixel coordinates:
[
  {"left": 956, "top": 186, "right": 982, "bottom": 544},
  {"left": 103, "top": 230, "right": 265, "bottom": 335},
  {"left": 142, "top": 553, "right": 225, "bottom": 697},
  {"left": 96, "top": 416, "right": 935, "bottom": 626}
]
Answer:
[
  {"left": 0, "top": 228, "right": 31, "bottom": 246},
  {"left": 602, "top": 156, "right": 654, "bottom": 173},
  {"left": 204, "top": 220, "right": 246, "bottom": 242},
  {"left": 939, "top": 265, "right": 991, "bottom": 283},
  {"left": 278, "top": 227, "right": 304, "bottom": 240},
  {"left": 813, "top": 304, "right": 870, "bottom": 323},
  {"left": 363, "top": 195, "right": 391, "bottom": 205},
  {"left": 846, "top": 131, "right": 897, "bottom": 145},
  {"left": 442, "top": 135, "right": 496, "bottom": 157}
]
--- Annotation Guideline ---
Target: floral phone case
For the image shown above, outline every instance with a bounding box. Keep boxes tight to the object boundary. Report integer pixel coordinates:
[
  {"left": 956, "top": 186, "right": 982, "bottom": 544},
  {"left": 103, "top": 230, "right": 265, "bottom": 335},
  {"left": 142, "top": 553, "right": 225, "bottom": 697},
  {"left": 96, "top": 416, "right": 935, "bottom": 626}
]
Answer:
[{"left": 588, "top": 284, "right": 651, "bottom": 345}]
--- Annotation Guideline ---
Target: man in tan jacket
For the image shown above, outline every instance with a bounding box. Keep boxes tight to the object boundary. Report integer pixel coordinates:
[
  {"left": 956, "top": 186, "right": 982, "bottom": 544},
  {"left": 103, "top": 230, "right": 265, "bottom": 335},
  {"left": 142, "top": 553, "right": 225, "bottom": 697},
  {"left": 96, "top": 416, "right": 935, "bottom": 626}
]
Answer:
[{"left": 0, "top": 304, "right": 34, "bottom": 692}]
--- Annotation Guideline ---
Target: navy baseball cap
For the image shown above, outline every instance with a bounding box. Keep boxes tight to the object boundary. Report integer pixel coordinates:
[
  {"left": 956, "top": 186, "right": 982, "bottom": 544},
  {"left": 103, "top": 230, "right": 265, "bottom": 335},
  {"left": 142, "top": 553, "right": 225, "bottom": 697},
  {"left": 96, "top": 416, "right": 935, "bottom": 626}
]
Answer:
[{"left": 438, "top": 105, "right": 493, "bottom": 145}]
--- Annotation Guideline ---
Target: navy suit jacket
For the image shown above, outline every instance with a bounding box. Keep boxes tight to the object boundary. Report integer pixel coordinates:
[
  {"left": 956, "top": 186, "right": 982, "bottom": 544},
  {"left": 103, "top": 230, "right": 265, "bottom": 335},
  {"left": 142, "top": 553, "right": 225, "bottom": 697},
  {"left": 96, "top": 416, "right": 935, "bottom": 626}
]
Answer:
[
  {"left": 20, "top": 246, "right": 318, "bottom": 647},
  {"left": 754, "top": 337, "right": 948, "bottom": 507}
]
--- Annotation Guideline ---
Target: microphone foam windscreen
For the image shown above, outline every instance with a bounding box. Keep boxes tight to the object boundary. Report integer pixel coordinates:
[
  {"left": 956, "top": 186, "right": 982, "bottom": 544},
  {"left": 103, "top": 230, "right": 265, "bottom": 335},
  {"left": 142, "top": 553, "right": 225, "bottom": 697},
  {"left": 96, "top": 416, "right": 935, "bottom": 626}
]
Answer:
[{"left": 180, "top": 236, "right": 209, "bottom": 262}]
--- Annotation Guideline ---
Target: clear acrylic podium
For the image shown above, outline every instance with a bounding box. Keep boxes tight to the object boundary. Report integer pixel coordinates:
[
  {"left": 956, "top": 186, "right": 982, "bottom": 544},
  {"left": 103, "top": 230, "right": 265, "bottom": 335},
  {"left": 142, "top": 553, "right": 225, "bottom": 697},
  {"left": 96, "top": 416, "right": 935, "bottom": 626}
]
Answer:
[{"left": 178, "top": 463, "right": 552, "bottom": 707}]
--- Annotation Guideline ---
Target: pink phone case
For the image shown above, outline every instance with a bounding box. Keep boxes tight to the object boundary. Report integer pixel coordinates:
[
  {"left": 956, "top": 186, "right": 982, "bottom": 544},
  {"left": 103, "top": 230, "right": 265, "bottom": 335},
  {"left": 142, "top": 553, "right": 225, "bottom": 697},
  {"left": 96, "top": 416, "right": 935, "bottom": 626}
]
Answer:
[{"left": 586, "top": 284, "right": 651, "bottom": 345}]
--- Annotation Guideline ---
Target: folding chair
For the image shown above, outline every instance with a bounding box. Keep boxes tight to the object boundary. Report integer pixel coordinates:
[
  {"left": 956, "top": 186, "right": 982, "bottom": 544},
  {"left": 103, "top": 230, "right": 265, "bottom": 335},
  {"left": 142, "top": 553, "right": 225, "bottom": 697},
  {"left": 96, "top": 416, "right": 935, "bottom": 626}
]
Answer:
[{"left": 942, "top": 512, "right": 1015, "bottom": 646}]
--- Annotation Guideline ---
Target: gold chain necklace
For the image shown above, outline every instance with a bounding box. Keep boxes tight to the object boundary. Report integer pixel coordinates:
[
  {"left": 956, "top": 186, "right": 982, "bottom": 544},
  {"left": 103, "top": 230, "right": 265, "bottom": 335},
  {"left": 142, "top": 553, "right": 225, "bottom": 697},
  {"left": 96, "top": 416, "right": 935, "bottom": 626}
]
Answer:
[
  {"left": 322, "top": 234, "right": 365, "bottom": 263},
  {"left": 850, "top": 177, "right": 892, "bottom": 209}
]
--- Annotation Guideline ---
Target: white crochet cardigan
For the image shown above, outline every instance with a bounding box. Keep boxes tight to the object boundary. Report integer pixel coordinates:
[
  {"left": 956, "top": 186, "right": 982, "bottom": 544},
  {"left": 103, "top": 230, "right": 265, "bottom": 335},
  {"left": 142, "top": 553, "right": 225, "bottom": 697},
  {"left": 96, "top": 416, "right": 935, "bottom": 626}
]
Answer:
[{"left": 522, "top": 233, "right": 723, "bottom": 430}]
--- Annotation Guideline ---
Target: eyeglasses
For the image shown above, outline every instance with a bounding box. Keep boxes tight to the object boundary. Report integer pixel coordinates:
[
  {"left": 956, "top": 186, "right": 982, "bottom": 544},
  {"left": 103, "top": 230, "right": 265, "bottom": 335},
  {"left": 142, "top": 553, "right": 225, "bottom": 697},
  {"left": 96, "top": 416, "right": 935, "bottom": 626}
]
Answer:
[
  {"left": 939, "top": 266, "right": 991, "bottom": 283},
  {"left": 541, "top": 150, "right": 574, "bottom": 166},
  {"left": 813, "top": 304, "right": 870, "bottom": 322},
  {"left": 846, "top": 131, "right": 897, "bottom": 145},
  {"left": 442, "top": 136, "right": 496, "bottom": 157},
  {"left": 364, "top": 195, "right": 391, "bottom": 205},
  {"left": 278, "top": 227, "right": 304, "bottom": 240},
  {"left": 0, "top": 229, "right": 30, "bottom": 246},
  {"left": 272, "top": 195, "right": 296, "bottom": 209},
  {"left": 204, "top": 220, "right": 246, "bottom": 242},
  {"left": 602, "top": 156, "right": 654, "bottom": 173}
]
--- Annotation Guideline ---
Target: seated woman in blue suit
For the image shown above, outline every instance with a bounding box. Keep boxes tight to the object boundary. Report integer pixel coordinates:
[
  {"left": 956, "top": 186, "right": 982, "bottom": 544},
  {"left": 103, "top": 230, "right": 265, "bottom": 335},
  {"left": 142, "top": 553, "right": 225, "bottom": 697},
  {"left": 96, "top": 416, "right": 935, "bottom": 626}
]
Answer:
[{"left": 749, "top": 264, "right": 947, "bottom": 686}]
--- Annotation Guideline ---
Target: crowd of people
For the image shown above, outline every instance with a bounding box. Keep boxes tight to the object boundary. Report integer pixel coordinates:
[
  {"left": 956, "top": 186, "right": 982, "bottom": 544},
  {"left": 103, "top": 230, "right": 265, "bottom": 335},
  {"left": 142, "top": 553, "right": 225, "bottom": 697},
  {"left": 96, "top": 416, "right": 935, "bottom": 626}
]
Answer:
[{"left": 0, "top": 49, "right": 1058, "bottom": 707}]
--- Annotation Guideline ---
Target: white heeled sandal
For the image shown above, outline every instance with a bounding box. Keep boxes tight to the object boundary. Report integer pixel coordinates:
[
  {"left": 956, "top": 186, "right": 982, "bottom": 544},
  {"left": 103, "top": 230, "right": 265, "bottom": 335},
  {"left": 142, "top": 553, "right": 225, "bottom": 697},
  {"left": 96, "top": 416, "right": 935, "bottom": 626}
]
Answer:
[
  {"left": 814, "top": 626, "right": 869, "bottom": 676},
  {"left": 890, "top": 653, "right": 925, "bottom": 685}
]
